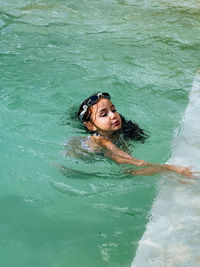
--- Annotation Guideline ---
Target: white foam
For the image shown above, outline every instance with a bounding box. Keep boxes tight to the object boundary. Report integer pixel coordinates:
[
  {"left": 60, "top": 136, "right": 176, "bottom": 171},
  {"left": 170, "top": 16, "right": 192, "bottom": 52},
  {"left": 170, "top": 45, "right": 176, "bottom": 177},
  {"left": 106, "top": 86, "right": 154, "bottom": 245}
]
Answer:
[{"left": 132, "top": 72, "right": 200, "bottom": 267}]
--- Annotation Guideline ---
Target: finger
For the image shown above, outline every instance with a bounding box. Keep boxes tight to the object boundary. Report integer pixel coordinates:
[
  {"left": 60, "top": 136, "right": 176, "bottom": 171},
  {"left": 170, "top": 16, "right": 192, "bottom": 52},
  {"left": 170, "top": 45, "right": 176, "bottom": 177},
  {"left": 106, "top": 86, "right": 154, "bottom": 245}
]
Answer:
[
  {"left": 123, "top": 168, "right": 134, "bottom": 175},
  {"left": 178, "top": 179, "right": 190, "bottom": 184},
  {"left": 186, "top": 174, "right": 198, "bottom": 179}
]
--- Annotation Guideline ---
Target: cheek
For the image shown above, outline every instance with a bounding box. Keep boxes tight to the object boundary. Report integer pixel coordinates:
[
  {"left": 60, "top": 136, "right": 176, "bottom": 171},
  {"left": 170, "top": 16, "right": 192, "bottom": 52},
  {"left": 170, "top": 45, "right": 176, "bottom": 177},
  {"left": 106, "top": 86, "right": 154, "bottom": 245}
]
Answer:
[
  {"left": 99, "top": 117, "right": 109, "bottom": 124},
  {"left": 117, "top": 113, "right": 121, "bottom": 121},
  {"left": 96, "top": 117, "right": 110, "bottom": 127},
  {"left": 118, "top": 115, "right": 122, "bottom": 126}
]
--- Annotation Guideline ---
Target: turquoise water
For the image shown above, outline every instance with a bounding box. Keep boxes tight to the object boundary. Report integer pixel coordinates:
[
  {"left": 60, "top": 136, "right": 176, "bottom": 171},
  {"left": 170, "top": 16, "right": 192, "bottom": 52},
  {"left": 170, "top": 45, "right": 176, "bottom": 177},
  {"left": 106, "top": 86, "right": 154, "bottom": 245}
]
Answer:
[{"left": 1, "top": 0, "right": 200, "bottom": 266}]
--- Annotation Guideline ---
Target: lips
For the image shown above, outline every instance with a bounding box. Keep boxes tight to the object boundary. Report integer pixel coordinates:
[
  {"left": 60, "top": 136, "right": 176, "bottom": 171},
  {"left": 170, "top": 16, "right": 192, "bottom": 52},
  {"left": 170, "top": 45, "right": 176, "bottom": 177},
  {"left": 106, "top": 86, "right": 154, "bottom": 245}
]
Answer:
[{"left": 112, "top": 120, "right": 120, "bottom": 127}]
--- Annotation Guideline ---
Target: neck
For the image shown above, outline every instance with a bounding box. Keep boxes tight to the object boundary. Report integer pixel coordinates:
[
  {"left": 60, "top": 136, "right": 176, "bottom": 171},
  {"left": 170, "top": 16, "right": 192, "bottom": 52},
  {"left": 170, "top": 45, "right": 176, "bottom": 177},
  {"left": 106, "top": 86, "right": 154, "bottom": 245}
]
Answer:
[{"left": 94, "top": 131, "right": 118, "bottom": 141}]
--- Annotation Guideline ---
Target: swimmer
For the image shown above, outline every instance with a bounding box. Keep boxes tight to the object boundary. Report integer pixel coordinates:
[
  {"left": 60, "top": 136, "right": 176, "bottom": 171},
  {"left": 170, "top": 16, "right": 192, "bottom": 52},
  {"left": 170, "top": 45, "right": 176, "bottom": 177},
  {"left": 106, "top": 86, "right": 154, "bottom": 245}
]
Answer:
[{"left": 74, "top": 92, "right": 197, "bottom": 178}]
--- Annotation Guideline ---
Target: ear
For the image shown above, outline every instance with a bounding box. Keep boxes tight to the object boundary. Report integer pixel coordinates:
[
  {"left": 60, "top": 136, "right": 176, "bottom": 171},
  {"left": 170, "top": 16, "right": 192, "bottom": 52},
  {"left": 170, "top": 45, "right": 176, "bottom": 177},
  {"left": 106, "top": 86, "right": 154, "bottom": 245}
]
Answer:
[{"left": 83, "top": 121, "right": 97, "bottom": 132}]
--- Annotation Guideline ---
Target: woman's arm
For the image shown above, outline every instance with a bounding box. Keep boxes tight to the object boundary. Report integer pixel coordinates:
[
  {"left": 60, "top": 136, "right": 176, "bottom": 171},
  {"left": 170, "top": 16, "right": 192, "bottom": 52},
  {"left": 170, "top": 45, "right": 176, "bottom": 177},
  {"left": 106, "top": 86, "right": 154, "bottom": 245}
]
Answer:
[
  {"left": 93, "top": 136, "right": 195, "bottom": 177},
  {"left": 128, "top": 164, "right": 194, "bottom": 177},
  {"left": 93, "top": 136, "right": 149, "bottom": 166}
]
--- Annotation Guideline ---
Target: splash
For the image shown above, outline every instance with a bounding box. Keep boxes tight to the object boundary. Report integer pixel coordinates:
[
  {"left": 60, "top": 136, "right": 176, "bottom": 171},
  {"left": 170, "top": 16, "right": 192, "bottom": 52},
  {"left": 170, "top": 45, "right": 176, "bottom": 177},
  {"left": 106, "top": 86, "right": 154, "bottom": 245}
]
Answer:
[{"left": 132, "top": 72, "right": 200, "bottom": 267}]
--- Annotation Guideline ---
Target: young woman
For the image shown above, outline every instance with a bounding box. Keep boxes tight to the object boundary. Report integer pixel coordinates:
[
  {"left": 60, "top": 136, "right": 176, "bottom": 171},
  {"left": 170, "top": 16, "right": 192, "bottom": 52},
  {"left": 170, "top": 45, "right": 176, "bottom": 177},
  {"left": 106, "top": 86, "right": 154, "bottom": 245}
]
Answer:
[{"left": 75, "top": 92, "right": 196, "bottom": 177}]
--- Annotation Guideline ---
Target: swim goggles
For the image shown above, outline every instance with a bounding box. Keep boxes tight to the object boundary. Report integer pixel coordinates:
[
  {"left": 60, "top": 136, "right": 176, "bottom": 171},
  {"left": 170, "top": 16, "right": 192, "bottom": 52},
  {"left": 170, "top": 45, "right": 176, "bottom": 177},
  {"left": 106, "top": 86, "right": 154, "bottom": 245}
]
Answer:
[{"left": 79, "top": 92, "right": 111, "bottom": 122}]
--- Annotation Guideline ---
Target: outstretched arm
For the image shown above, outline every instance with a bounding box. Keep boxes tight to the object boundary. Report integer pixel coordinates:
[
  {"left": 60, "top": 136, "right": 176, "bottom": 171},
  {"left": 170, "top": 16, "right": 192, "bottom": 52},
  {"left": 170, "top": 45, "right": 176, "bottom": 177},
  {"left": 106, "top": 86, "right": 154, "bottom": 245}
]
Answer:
[
  {"left": 93, "top": 136, "right": 195, "bottom": 177},
  {"left": 93, "top": 136, "right": 149, "bottom": 167},
  {"left": 127, "top": 164, "right": 194, "bottom": 177}
]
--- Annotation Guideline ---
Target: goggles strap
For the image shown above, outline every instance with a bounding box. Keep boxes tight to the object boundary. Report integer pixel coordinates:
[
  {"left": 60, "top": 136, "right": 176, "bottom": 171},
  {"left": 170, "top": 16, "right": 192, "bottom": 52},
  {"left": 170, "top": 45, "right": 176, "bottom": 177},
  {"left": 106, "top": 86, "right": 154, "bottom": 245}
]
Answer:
[{"left": 79, "top": 104, "right": 88, "bottom": 119}]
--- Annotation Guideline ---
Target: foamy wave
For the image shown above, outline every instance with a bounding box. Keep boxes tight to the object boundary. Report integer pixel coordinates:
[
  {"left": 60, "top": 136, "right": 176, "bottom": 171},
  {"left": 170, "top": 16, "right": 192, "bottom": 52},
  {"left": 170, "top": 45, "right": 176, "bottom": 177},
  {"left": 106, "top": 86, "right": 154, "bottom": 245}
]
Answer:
[{"left": 132, "top": 72, "right": 200, "bottom": 267}]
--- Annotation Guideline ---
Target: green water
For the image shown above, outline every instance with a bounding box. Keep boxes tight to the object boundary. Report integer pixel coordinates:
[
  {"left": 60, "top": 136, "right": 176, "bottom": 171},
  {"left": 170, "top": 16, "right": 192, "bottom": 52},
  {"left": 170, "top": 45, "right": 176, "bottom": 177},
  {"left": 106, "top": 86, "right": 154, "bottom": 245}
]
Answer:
[{"left": 1, "top": 0, "right": 200, "bottom": 266}]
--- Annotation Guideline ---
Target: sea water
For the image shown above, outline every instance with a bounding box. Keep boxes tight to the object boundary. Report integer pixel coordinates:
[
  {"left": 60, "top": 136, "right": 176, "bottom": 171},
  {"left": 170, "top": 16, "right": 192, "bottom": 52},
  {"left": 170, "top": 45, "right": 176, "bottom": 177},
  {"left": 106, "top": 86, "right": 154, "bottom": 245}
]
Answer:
[{"left": 1, "top": 0, "right": 200, "bottom": 266}]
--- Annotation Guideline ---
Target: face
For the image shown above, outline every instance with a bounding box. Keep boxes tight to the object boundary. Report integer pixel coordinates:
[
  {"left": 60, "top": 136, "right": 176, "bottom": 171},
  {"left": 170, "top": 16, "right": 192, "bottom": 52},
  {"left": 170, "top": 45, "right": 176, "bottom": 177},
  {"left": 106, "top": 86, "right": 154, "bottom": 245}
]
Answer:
[{"left": 86, "top": 98, "right": 122, "bottom": 137}]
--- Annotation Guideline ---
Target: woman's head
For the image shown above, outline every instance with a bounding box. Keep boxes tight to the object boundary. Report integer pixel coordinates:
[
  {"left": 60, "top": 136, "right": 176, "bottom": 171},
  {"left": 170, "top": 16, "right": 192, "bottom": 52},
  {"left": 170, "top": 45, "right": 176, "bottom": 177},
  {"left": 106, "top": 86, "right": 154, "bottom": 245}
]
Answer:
[
  {"left": 78, "top": 92, "right": 122, "bottom": 137},
  {"left": 78, "top": 92, "right": 149, "bottom": 142}
]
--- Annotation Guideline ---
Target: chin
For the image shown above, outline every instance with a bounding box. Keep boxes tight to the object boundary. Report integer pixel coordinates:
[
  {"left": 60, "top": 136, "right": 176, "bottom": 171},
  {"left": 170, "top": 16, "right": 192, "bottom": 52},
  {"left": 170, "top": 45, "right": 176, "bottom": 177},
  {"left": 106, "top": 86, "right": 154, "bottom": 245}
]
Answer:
[{"left": 116, "top": 124, "right": 122, "bottom": 130}]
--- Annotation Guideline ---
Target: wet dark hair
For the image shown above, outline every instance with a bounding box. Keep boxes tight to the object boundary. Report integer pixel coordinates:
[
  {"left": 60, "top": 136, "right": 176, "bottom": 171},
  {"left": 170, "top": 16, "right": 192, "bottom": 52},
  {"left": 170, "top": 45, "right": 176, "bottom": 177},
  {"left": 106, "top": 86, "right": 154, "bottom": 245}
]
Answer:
[
  {"left": 119, "top": 115, "right": 149, "bottom": 143},
  {"left": 77, "top": 93, "right": 149, "bottom": 143}
]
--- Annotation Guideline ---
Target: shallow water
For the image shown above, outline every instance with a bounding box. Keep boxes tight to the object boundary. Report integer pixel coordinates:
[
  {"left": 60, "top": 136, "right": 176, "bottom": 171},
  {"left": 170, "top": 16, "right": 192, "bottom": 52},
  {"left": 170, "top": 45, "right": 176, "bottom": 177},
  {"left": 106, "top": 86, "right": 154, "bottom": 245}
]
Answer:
[
  {"left": 132, "top": 72, "right": 200, "bottom": 267},
  {"left": 1, "top": 0, "right": 200, "bottom": 266}
]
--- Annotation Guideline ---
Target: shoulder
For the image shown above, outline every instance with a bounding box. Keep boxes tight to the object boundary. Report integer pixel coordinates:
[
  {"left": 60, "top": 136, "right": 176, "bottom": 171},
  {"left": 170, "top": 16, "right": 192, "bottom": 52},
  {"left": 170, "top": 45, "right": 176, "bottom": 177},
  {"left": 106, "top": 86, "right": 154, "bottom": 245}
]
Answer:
[{"left": 90, "top": 135, "right": 115, "bottom": 150}]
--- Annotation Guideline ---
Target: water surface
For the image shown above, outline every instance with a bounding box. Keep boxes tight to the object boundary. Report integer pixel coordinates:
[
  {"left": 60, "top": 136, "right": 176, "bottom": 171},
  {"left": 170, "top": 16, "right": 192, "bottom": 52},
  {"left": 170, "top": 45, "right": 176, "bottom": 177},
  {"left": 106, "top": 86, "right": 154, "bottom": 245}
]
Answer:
[{"left": 1, "top": 0, "right": 200, "bottom": 266}]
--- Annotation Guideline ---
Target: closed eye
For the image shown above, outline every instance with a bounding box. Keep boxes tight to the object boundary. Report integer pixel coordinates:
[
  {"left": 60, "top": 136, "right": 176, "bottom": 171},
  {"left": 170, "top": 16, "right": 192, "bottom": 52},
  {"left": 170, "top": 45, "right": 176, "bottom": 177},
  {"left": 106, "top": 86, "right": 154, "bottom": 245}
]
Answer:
[
  {"left": 100, "top": 109, "right": 116, "bottom": 116},
  {"left": 100, "top": 113, "right": 107, "bottom": 117}
]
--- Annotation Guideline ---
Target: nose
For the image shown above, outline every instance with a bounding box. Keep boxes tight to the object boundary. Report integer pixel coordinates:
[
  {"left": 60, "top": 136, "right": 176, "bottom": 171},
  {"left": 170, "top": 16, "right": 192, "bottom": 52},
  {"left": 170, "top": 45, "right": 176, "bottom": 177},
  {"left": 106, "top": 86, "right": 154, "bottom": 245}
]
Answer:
[{"left": 109, "top": 110, "right": 116, "bottom": 119}]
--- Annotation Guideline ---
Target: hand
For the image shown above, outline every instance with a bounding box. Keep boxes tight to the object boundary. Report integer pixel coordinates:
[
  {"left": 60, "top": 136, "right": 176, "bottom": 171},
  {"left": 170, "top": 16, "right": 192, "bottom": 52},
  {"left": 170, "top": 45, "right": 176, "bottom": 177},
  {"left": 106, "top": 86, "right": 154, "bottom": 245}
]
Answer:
[{"left": 167, "top": 165, "right": 199, "bottom": 178}]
